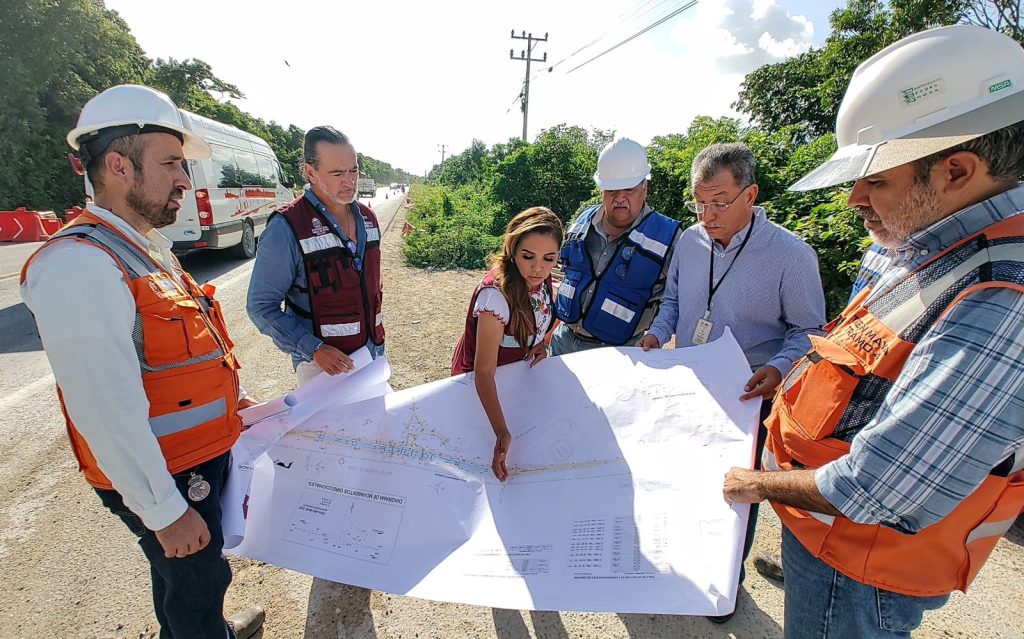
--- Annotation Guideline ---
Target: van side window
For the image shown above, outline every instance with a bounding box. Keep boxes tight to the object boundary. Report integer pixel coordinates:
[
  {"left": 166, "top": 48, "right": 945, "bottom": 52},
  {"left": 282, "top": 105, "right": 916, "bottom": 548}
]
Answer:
[
  {"left": 235, "top": 150, "right": 263, "bottom": 187},
  {"left": 209, "top": 144, "right": 241, "bottom": 188},
  {"left": 255, "top": 155, "right": 279, "bottom": 188}
]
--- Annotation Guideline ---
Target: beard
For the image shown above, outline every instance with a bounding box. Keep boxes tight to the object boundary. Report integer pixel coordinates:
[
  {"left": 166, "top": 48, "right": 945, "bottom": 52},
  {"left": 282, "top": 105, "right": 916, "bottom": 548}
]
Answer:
[
  {"left": 126, "top": 176, "right": 182, "bottom": 229},
  {"left": 327, "top": 190, "right": 356, "bottom": 205},
  {"left": 864, "top": 179, "right": 943, "bottom": 249}
]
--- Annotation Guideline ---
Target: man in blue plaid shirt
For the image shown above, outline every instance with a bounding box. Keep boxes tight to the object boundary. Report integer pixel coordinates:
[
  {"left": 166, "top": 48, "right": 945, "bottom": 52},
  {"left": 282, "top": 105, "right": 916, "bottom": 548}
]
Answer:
[{"left": 723, "top": 26, "right": 1024, "bottom": 638}]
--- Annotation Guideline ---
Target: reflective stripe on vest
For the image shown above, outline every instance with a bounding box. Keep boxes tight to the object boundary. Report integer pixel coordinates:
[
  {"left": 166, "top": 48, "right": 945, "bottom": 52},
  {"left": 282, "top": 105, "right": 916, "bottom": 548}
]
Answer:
[
  {"left": 149, "top": 398, "right": 227, "bottom": 437},
  {"left": 29, "top": 214, "right": 241, "bottom": 489},
  {"left": 555, "top": 206, "right": 679, "bottom": 345},
  {"left": 61, "top": 225, "right": 229, "bottom": 375},
  {"left": 299, "top": 234, "right": 345, "bottom": 254},
  {"left": 766, "top": 213, "right": 1024, "bottom": 597},
  {"left": 277, "top": 198, "right": 385, "bottom": 354}
]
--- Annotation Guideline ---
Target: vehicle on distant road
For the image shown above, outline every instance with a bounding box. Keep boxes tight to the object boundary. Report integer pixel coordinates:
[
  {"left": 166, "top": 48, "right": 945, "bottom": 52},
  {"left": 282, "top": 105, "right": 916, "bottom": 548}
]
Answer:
[{"left": 357, "top": 177, "right": 377, "bottom": 198}]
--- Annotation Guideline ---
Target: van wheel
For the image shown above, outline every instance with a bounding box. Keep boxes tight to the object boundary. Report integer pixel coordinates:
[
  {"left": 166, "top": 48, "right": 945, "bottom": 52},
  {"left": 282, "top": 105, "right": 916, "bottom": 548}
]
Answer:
[{"left": 233, "top": 222, "right": 257, "bottom": 259}]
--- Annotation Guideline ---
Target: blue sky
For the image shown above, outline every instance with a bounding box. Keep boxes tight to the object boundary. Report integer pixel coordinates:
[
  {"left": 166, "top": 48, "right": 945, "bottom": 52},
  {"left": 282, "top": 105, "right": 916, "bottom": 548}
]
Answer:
[{"left": 105, "top": 0, "right": 847, "bottom": 174}]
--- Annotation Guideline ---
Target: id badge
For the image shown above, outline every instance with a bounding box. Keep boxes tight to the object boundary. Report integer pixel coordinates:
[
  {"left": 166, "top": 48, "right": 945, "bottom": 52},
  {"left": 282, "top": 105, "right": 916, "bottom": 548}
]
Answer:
[{"left": 691, "top": 318, "right": 713, "bottom": 345}]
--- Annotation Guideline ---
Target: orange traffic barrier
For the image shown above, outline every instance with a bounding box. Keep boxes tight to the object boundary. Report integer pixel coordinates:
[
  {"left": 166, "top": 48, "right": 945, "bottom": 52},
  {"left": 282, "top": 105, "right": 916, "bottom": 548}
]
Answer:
[
  {"left": 65, "top": 206, "right": 86, "bottom": 223},
  {"left": 0, "top": 208, "right": 53, "bottom": 242}
]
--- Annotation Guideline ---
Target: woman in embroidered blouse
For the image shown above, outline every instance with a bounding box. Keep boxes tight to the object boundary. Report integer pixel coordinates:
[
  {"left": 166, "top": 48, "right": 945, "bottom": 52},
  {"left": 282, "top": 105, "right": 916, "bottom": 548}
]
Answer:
[{"left": 451, "top": 207, "right": 563, "bottom": 481}]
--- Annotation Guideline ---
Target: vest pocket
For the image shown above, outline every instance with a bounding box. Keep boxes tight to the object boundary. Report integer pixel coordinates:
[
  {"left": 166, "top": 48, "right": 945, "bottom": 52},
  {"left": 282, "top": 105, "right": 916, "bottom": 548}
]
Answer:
[
  {"left": 139, "top": 300, "right": 220, "bottom": 367},
  {"left": 556, "top": 268, "right": 587, "bottom": 323},
  {"left": 780, "top": 350, "right": 862, "bottom": 443},
  {"left": 584, "top": 290, "right": 642, "bottom": 345},
  {"left": 318, "top": 303, "right": 365, "bottom": 350}
]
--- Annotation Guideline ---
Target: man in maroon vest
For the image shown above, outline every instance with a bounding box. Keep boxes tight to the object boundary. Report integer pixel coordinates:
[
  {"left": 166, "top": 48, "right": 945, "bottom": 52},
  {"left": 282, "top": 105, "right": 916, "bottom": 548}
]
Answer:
[{"left": 247, "top": 126, "right": 385, "bottom": 384}]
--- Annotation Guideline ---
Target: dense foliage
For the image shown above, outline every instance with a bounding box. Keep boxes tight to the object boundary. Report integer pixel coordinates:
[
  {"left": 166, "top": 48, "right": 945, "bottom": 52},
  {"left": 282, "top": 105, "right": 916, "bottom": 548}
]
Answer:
[
  {"left": 0, "top": 0, "right": 412, "bottom": 213},
  {"left": 405, "top": 0, "right": 1020, "bottom": 315}
]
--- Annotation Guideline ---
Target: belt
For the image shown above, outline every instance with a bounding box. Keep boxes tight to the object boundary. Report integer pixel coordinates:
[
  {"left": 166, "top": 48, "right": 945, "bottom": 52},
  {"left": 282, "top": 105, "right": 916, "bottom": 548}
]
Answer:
[{"left": 567, "top": 326, "right": 604, "bottom": 344}]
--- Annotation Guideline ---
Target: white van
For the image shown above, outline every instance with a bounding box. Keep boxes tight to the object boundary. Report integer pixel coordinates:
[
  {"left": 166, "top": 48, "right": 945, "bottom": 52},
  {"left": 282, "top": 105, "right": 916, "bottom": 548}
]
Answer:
[{"left": 163, "top": 110, "right": 295, "bottom": 258}]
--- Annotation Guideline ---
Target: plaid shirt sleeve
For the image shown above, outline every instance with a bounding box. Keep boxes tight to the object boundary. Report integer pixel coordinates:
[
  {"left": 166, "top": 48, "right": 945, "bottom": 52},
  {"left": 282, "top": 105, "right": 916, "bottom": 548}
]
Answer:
[{"left": 816, "top": 287, "right": 1024, "bottom": 534}]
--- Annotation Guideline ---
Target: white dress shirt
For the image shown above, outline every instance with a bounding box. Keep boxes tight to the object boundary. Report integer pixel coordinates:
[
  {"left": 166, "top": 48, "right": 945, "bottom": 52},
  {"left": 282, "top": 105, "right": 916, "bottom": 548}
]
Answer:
[{"left": 21, "top": 204, "right": 189, "bottom": 531}]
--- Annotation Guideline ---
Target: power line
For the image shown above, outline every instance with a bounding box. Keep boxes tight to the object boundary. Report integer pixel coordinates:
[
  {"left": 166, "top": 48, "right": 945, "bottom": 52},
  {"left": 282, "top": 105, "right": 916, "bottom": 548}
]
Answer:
[
  {"left": 566, "top": 0, "right": 698, "bottom": 75},
  {"left": 538, "top": 0, "right": 674, "bottom": 78}
]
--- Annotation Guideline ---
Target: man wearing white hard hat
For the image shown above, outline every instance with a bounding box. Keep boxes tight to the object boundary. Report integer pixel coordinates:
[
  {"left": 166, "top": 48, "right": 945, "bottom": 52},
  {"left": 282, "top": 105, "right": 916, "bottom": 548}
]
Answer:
[
  {"left": 551, "top": 137, "right": 682, "bottom": 354},
  {"left": 722, "top": 26, "right": 1024, "bottom": 637},
  {"left": 21, "top": 85, "right": 264, "bottom": 638}
]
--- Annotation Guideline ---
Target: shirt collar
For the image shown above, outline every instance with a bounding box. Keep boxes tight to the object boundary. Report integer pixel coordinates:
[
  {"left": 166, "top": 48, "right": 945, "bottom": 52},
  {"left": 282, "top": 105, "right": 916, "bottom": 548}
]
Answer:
[
  {"left": 84, "top": 203, "right": 173, "bottom": 253},
  {"left": 889, "top": 182, "right": 1024, "bottom": 266}
]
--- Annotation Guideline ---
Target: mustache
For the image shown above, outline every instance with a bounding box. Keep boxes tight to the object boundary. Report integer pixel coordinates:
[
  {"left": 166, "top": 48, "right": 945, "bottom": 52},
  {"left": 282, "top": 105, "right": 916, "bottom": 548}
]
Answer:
[{"left": 856, "top": 206, "right": 880, "bottom": 221}]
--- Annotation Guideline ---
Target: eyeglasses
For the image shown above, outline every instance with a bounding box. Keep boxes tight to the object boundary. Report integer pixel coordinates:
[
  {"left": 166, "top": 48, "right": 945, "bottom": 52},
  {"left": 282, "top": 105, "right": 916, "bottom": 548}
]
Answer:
[{"left": 685, "top": 184, "right": 752, "bottom": 217}]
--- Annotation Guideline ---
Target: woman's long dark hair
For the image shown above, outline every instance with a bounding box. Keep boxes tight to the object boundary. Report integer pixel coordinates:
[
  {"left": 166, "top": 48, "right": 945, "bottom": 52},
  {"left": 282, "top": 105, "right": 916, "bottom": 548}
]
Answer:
[{"left": 487, "top": 207, "right": 564, "bottom": 349}]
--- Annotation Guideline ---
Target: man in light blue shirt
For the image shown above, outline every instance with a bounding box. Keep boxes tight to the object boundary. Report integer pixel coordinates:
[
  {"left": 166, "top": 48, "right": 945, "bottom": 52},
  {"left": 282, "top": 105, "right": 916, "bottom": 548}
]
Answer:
[
  {"left": 640, "top": 143, "right": 825, "bottom": 399},
  {"left": 247, "top": 126, "right": 385, "bottom": 385},
  {"left": 640, "top": 143, "right": 825, "bottom": 620}
]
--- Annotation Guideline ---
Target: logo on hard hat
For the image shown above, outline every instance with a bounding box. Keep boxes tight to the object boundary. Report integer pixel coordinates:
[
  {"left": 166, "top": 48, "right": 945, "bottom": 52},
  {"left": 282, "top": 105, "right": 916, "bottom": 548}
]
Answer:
[{"left": 989, "top": 79, "right": 1013, "bottom": 94}]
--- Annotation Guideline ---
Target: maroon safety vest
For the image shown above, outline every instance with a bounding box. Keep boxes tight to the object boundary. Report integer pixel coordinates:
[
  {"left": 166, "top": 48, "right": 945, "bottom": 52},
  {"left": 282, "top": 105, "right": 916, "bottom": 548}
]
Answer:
[
  {"left": 277, "top": 195, "right": 384, "bottom": 355},
  {"left": 451, "top": 269, "right": 554, "bottom": 375}
]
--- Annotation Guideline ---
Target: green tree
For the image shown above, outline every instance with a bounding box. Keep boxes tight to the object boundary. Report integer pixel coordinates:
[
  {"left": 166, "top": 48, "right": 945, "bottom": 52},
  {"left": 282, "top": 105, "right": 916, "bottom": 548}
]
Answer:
[
  {"left": 734, "top": 0, "right": 967, "bottom": 135},
  {"left": 647, "top": 117, "right": 744, "bottom": 218},
  {"left": 490, "top": 124, "right": 603, "bottom": 230},
  {"left": 962, "top": 0, "right": 1023, "bottom": 42},
  {"left": 0, "top": 0, "right": 149, "bottom": 211},
  {"left": 429, "top": 139, "right": 491, "bottom": 187}
]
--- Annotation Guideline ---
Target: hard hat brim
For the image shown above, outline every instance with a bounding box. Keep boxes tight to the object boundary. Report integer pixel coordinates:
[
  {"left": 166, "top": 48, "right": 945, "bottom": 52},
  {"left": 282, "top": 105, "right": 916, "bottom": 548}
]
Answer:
[
  {"left": 67, "top": 120, "right": 212, "bottom": 161},
  {"left": 791, "top": 89, "right": 1024, "bottom": 191},
  {"left": 594, "top": 171, "right": 652, "bottom": 191}
]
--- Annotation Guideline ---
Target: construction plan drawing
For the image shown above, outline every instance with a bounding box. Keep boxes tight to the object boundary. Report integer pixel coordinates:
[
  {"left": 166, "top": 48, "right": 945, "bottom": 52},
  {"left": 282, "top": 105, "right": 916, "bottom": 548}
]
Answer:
[{"left": 225, "top": 330, "right": 759, "bottom": 615}]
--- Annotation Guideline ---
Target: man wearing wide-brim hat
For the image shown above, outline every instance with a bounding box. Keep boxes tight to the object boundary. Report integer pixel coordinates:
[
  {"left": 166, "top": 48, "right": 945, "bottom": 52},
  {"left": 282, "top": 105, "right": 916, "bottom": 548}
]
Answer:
[{"left": 722, "top": 25, "right": 1024, "bottom": 638}]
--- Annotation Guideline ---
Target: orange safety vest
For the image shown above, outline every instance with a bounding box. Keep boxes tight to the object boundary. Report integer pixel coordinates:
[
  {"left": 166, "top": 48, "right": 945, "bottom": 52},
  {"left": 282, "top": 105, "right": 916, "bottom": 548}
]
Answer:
[
  {"left": 765, "top": 213, "right": 1024, "bottom": 597},
  {"left": 22, "top": 212, "right": 242, "bottom": 489}
]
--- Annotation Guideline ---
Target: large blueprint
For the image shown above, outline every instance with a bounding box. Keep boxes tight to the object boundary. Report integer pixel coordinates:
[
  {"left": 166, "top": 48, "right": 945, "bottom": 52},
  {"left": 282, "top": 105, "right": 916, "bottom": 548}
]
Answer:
[{"left": 224, "top": 331, "right": 758, "bottom": 615}]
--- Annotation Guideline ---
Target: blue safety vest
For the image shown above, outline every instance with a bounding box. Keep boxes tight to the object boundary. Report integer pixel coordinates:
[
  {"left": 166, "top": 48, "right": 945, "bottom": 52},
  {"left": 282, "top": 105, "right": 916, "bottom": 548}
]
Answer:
[{"left": 555, "top": 206, "right": 680, "bottom": 345}]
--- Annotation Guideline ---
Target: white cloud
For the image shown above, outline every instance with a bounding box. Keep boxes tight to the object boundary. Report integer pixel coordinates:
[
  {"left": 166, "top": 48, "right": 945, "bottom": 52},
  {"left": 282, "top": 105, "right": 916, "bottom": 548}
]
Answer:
[
  {"left": 670, "top": 0, "right": 815, "bottom": 74},
  {"left": 102, "top": 0, "right": 827, "bottom": 175}
]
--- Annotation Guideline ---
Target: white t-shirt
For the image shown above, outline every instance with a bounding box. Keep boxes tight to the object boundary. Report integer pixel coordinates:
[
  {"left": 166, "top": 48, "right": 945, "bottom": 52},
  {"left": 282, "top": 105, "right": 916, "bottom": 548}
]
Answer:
[{"left": 473, "top": 284, "right": 552, "bottom": 349}]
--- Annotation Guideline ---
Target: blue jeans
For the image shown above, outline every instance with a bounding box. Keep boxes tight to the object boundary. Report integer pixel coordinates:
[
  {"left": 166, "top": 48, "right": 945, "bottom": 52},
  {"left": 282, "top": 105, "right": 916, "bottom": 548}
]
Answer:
[
  {"left": 549, "top": 323, "right": 641, "bottom": 356},
  {"left": 96, "top": 452, "right": 235, "bottom": 639},
  {"left": 781, "top": 525, "right": 948, "bottom": 638}
]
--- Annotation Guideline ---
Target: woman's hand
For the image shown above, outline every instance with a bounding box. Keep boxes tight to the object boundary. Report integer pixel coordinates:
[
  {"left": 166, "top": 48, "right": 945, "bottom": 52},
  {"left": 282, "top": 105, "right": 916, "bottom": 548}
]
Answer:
[
  {"left": 492, "top": 428, "right": 512, "bottom": 481},
  {"left": 525, "top": 342, "right": 548, "bottom": 368}
]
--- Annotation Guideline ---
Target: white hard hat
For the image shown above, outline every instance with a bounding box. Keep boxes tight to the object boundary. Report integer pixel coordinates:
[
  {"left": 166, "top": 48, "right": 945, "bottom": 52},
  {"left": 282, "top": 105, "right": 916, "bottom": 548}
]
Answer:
[
  {"left": 67, "top": 85, "right": 211, "bottom": 164},
  {"left": 594, "top": 137, "right": 652, "bottom": 190},
  {"left": 792, "top": 25, "right": 1024, "bottom": 191}
]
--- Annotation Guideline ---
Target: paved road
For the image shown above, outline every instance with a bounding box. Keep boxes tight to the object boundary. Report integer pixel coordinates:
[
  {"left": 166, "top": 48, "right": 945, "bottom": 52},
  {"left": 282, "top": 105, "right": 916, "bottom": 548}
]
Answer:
[{"left": 0, "top": 189, "right": 405, "bottom": 639}]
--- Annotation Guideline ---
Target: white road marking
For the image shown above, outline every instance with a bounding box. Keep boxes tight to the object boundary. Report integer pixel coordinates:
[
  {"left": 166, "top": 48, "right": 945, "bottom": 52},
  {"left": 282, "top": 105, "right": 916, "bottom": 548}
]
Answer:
[{"left": 0, "top": 372, "right": 55, "bottom": 412}]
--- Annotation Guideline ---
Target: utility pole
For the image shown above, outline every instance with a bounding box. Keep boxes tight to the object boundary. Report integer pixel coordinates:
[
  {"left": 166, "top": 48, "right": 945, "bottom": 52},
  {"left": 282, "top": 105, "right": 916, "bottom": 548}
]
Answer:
[
  {"left": 510, "top": 30, "right": 547, "bottom": 142},
  {"left": 437, "top": 143, "right": 448, "bottom": 165}
]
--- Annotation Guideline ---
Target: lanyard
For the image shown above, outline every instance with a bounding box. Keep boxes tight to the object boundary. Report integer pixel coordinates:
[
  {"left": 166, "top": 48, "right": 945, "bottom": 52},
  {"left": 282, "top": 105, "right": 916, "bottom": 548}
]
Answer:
[{"left": 705, "top": 216, "right": 756, "bottom": 317}]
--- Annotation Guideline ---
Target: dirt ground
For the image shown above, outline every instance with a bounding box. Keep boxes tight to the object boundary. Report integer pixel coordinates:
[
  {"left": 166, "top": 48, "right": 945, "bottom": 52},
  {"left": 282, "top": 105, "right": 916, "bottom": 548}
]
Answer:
[{"left": 1, "top": 196, "right": 1021, "bottom": 638}]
